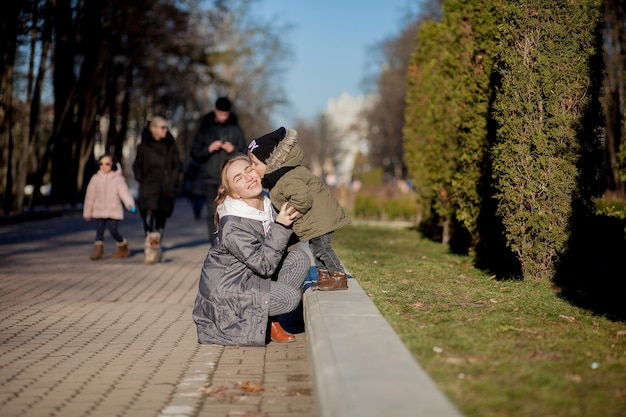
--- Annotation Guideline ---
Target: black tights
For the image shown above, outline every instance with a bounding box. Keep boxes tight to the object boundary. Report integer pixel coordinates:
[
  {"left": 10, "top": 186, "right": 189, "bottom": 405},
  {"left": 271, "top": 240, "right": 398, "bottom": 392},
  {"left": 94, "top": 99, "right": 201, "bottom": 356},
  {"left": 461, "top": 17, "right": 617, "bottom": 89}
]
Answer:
[{"left": 140, "top": 207, "right": 168, "bottom": 236}]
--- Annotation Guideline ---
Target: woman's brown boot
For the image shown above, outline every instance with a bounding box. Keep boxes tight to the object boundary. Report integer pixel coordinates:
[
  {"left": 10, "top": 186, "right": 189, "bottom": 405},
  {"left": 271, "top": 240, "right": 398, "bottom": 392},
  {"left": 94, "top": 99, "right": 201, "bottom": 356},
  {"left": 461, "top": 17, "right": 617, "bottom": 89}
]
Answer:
[
  {"left": 270, "top": 321, "right": 295, "bottom": 343},
  {"left": 113, "top": 239, "right": 130, "bottom": 259},
  {"left": 90, "top": 241, "right": 104, "bottom": 261}
]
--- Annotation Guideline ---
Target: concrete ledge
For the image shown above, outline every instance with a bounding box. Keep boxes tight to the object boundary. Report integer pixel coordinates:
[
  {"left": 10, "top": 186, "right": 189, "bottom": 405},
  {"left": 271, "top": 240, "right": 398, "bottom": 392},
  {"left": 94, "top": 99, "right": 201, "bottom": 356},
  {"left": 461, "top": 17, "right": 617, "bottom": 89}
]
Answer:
[{"left": 304, "top": 279, "right": 464, "bottom": 417}]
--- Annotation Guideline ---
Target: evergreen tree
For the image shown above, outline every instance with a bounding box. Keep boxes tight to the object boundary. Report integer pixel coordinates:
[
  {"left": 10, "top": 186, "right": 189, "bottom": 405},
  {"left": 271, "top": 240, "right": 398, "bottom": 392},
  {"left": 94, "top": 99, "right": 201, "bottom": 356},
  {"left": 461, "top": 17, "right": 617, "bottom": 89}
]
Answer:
[
  {"left": 490, "top": 0, "right": 604, "bottom": 281},
  {"left": 445, "top": 0, "right": 500, "bottom": 247},
  {"left": 404, "top": 20, "right": 460, "bottom": 243},
  {"left": 405, "top": 0, "right": 500, "bottom": 247}
]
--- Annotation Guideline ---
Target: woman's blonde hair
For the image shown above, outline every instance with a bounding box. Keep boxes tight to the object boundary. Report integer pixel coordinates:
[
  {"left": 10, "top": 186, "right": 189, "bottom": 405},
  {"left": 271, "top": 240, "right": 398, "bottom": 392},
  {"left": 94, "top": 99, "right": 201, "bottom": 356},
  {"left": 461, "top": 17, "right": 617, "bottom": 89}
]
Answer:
[{"left": 213, "top": 153, "right": 252, "bottom": 233}]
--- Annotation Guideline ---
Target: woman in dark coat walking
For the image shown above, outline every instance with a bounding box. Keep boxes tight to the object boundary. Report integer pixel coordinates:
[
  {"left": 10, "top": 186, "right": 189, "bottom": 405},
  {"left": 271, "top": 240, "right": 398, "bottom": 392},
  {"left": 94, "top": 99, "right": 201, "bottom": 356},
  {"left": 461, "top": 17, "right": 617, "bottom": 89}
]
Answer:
[{"left": 133, "top": 116, "right": 183, "bottom": 263}]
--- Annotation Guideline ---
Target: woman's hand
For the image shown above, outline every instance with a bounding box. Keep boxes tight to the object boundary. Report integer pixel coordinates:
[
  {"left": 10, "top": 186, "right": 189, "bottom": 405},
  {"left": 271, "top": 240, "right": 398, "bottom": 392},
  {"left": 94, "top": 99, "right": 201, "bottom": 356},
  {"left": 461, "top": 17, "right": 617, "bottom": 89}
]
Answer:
[{"left": 276, "top": 202, "right": 300, "bottom": 227}]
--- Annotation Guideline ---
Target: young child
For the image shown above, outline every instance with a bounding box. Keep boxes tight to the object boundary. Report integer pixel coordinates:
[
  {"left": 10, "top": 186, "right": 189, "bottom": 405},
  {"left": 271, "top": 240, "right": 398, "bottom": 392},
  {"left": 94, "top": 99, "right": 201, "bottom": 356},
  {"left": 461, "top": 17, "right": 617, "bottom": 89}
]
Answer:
[
  {"left": 83, "top": 154, "right": 136, "bottom": 260},
  {"left": 247, "top": 126, "right": 351, "bottom": 290}
]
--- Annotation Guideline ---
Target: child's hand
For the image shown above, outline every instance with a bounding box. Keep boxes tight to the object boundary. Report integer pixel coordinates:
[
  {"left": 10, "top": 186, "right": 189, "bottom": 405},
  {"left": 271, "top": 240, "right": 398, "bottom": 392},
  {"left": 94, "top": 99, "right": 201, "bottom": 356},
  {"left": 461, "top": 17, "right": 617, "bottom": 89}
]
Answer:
[{"left": 276, "top": 202, "right": 299, "bottom": 227}]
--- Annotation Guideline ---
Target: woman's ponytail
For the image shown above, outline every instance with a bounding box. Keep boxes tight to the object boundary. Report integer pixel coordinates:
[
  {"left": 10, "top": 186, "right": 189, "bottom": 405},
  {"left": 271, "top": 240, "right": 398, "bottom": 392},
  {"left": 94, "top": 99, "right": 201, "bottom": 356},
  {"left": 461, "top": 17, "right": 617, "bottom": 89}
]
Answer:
[{"left": 213, "top": 184, "right": 229, "bottom": 232}]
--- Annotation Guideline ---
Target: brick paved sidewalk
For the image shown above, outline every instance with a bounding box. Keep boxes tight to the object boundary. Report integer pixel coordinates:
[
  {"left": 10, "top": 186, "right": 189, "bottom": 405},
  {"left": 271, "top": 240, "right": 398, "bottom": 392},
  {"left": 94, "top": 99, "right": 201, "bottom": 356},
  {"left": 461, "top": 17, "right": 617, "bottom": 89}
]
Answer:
[{"left": 0, "top": 199, "right": 316, "bottom": 417}]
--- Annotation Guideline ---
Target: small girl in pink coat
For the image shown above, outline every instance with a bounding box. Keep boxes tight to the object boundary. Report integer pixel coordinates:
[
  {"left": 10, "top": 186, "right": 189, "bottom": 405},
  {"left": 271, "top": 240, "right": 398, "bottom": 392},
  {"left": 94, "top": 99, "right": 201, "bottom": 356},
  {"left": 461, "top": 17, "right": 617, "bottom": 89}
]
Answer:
[{"left": 83, "top": 154, "right": 136, "bottom": 260}]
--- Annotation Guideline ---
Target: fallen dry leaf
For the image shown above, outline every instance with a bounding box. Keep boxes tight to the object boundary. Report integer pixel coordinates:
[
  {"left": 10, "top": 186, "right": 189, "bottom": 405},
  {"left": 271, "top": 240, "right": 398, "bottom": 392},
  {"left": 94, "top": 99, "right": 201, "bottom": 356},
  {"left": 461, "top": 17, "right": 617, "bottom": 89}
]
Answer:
[
  {"left": 458, "top": 274, "right": 476, "bottom": 282},
  {"left": 559, "top": 314, "right": 577, "bottom": 323},
  {"left": 409, "top": 302, "right": 424, "bottom": 309},
  {"left": 198, "top": 385, "right": 225, "bottom": 395},
  {"left": 239, "top": 381, "right": 264, "bottom": 393},
  {"left": 443, "top": 357, "right": 466, "bottom": 365},
  {"left": 565, "top": 374, "right": 583, "bottom": 383}
]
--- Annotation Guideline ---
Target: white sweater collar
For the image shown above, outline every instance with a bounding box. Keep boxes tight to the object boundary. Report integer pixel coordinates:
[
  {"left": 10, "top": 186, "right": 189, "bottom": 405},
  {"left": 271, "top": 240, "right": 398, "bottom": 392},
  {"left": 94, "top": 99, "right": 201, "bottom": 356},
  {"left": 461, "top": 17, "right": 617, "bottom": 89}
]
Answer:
[{"left": 217, "top": 195, "right": 274, "bottom": 234}]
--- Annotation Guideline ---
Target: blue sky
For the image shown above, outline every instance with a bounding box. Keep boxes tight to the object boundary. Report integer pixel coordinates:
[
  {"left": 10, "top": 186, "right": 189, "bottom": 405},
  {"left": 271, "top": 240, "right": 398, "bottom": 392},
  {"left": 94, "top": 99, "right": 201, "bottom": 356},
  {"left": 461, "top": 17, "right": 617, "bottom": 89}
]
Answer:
[{"left": 253, "top": 0, "right": 421, "bottom": 127}]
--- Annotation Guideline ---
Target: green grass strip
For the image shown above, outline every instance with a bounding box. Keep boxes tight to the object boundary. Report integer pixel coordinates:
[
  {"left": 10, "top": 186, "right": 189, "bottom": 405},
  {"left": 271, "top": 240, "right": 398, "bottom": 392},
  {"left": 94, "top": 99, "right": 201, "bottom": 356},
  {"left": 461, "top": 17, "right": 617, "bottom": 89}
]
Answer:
[{"left": 334, "top": 225, "right": 626, "bottom": 417}]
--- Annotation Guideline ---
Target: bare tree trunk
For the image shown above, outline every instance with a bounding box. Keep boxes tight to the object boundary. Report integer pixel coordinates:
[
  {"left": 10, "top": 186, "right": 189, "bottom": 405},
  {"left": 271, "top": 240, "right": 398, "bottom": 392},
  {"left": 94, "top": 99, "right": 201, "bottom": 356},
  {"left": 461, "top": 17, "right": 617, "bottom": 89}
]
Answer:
[
  {"left": 442, "top": 214, "right": 452, "bottom": 245},
  {"left": 116, "top": 65, "right": 134, "bottom": 162},
  {"left": 28, "top": 83, "right": 76, "bottom": 209},
  {"left": 73, "top": 0, "right": 119, "bottom": 200},
  {"left": 603, "top": 0, "right": 626, "bottom": 193},
  {"left": 0, "top": 2, "right": 21, "bottom": 214},
  {"left": 49, "top": 0, "right": 78, "bottom": 205},
  {"left": 16, "top": 5, "right": 52, "bottom": 213},
  {"left": 76, "top": 94, "right": 102, "bottom": 195},
  {"left": 0, "top": 1, "right": 21, "bottom": 213}
]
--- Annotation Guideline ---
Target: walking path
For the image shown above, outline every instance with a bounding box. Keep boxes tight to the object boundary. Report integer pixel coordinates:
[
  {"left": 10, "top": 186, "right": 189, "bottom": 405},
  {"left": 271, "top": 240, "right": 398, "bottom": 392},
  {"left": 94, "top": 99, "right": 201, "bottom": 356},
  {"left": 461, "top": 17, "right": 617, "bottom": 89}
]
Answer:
[
  {"left": 1, "top": 199, "right": 464, "bottom": 417},
  {"left": 0, "top": 200, "right": 315, "bottom": 417}
]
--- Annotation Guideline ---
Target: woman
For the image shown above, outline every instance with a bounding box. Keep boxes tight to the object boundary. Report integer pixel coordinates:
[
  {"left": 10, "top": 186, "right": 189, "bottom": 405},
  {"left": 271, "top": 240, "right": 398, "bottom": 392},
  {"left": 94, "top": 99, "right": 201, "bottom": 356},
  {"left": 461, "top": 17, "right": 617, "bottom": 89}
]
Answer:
[
  {"left": 192, "top": 154, "right": 309, "bottom": 346},
  {"left": 132, "top": 116, "right": 183, "bottom": 263}
]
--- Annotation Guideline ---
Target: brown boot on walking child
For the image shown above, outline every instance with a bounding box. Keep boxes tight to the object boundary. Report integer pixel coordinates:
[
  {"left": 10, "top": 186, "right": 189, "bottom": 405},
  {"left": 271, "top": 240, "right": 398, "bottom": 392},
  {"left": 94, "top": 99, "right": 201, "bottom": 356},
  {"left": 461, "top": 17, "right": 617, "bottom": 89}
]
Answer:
[
  {"left": 112, "top": 239, "right": 130, "bottom": 259},
  {"left": 90, "top": 241, "right": 104, "bottom": 261}
]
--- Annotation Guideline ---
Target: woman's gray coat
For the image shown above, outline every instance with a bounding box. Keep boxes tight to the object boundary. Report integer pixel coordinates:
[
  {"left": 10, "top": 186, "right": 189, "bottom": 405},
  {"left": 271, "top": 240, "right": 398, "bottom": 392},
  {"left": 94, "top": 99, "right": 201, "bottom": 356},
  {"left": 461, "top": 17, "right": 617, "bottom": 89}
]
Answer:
[{"left": 192, "top": 196, "right": 293, "bottom": 346}]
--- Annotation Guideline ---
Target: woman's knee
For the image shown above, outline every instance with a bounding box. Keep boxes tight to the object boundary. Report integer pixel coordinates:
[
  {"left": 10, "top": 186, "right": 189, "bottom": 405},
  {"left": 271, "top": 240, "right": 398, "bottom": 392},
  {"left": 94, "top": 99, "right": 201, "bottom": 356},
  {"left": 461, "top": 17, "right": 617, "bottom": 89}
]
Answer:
[
  {"left": 284, "top": 287, "right": 302, "bottom": 311},
  {"left": 269, "top": 285, "right": 301, "bottom": 316},
  {"left": 287, "top": 248, "right": 310, "bottom": 270}
]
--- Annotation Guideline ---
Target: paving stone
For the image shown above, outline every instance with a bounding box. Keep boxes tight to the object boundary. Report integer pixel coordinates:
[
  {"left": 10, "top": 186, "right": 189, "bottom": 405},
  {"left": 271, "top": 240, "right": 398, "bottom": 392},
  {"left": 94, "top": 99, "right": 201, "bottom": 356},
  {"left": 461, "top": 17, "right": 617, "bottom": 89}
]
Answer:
[{"left": 0, "top": 201, "right": 315, "bottom": 417}]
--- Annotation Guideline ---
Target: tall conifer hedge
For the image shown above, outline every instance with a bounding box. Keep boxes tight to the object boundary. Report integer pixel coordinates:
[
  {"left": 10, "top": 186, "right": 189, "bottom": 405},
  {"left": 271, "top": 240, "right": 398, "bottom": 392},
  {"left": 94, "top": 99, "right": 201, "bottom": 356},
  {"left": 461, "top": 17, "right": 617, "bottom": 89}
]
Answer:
[
  {"left": 491, "top": 0, "right": 604, "bottom": 281},
  {"left": 444, "top": 0, "right": 499, "bottom": 244},
  {"left": 404, "top": 0, "right": 604, "bottom": 281},
  {"left": 405, "top": 20, "right": 460, "bottom": 243},
  {"left": 405, "top": 0, "right": 500, "bottom": 246}
]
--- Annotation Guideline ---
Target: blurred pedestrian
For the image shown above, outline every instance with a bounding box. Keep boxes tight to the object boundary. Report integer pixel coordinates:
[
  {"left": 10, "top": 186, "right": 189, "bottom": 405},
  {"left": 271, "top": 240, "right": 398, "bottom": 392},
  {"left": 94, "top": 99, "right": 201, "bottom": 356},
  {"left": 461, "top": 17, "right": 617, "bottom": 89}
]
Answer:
[
  {"left": 190, "top": 97, "right": 247, "bottom": 245},
  {"left": 183, "top": 160, "right": 205, "bottom": 220},
  {"left": 132, "top": 116, "right": 183, "bottom": 264},
  {"left": 83, "top": 154, "right": 136, "bottom": 261}
]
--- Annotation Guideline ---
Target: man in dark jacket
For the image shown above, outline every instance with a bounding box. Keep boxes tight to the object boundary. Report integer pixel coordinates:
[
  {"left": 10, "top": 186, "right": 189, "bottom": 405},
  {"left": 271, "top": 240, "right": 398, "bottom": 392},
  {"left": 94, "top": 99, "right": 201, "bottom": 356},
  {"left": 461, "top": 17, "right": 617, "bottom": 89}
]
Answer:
[{"left": 190, "top": 97, "right": 247, "bottom": 245}]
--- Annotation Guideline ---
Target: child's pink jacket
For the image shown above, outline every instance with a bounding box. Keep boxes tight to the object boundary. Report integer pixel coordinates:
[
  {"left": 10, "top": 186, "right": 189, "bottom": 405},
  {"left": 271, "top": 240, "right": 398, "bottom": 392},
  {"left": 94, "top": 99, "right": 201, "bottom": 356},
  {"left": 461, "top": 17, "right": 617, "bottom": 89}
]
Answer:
[{"left": 83, "top": 169, "right": 135, "bottom": 220}]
